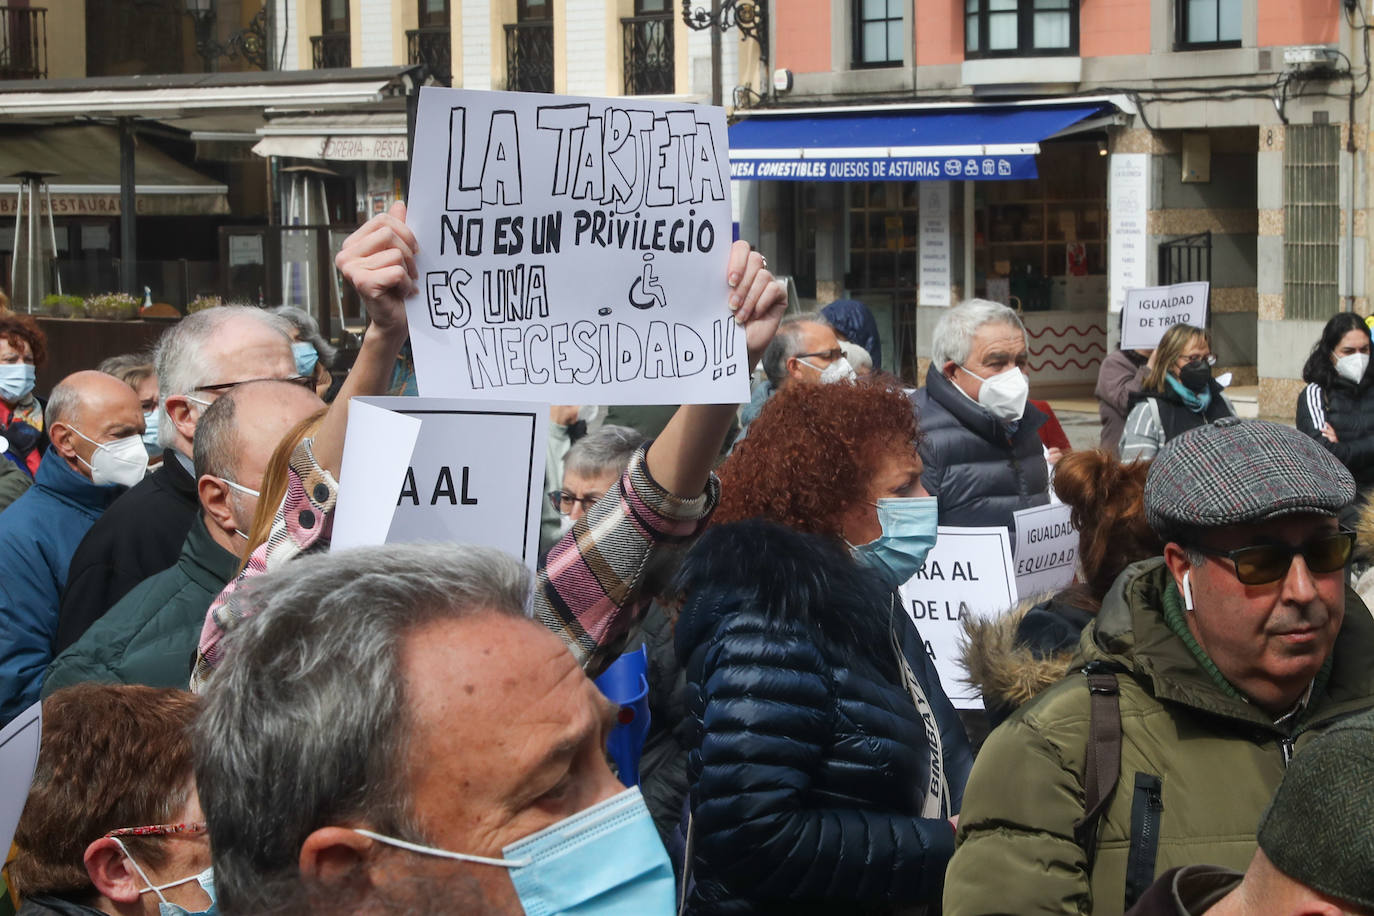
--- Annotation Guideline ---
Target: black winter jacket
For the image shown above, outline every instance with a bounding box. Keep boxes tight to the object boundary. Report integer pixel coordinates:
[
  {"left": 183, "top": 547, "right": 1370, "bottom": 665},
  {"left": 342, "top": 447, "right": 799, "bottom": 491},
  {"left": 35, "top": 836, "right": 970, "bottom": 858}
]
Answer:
[
  {"left": 911, "top": 366, "right": 1049, "bottom": 533},
  {"left": 1296, "top": 377, "right": 1374, "bottom": 489},
  {"left": 673, "top": 520, "right": 973, "bottom": 916}
]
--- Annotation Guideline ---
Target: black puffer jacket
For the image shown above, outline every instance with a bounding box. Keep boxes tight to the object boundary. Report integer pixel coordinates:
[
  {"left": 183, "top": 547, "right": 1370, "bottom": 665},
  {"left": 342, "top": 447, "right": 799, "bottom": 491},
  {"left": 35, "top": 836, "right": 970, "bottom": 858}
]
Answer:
[
  {"left": 1296, "top": 377, "right": 1374, "bottom": 489},
  {"left": 673, "top": 520, "right": 973, "bottom": 916},
  {"left": 911, "top": 366, "right": 1049, "bottom": 533}
]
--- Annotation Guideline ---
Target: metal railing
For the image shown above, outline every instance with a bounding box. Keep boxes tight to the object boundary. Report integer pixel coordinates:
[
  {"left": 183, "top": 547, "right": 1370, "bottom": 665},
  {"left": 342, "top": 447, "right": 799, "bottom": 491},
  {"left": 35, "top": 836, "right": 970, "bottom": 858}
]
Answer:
[
  {"left": 407, "top": 25, "right": 451, "bottom": 85},
  {"left": 311, "top": 31, "right": 351, "bottom": 69},
  {"left": 0, "top": 6, "right": 46, "bottom": 80},
  {"left": 505, "top": 21, "right": 553, "bottom": 93},
  {"left": 1157, "top": 230, "right": 1212, "bottom": 287},
  {"left": 622, "top": 12, "right": 673, "bottom": 95}
]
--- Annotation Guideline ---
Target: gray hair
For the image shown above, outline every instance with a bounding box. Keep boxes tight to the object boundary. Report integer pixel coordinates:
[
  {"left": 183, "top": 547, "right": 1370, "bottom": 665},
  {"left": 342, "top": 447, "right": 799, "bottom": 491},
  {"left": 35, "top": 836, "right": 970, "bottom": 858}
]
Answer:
[
  {"left": 44, "top": 377, "right": 81, "bottom": 429},
  {"left": 839, "top": 340, "right": 873, "bottom": 373},
  {"left": 154, "top": 306, "right": 293, "bottom": 449},
  {"left": 564, "top": 425, "right": 643, "bottom": 481},
  {"left": 193, "top": 543, "right": 532, "bottom": 915},
  {"left": 761, "top": 312, "right": 829, "bottom": 387},
  {"left": 192, "top": 391, "right": 239, "bottom": 483},
  {"left": 929, "top": 299, "right": 1025, "bottom": 368},
  {"left": 97, "top": 353, "right": 155, "bottom": 391},
  {"left": 271, "top": 306, "right": 338, "bottom": 366}
]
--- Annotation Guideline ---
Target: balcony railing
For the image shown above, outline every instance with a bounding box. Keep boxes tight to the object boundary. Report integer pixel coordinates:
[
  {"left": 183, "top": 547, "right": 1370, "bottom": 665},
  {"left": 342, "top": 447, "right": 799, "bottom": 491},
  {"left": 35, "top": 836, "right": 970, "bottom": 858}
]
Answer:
[
  {"left": 407, "top": 25, "right": 451, "bottom": 85},
  {"left": 0, "top": 6, "right": 46, "bottom": 80},
  {"left": 622, "top": 13, "right": 673, "bottom": 95},
  {"left": 505, "top": 21, "right": 553, "bottom": 93},
  {"left": 311, "top": 31, "right": 351, "bottom": 69}
]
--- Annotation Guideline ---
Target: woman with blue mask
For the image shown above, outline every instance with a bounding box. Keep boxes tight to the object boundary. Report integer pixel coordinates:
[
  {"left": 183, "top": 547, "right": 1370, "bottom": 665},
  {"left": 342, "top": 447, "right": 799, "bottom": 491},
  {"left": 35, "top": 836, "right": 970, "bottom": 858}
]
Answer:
[
  {"left": 669, "top": 379, "right": 973, "bottom": 916},
  {"left": 271, "top": 306, "right": 337, "bottom": 401},
  {"left": 0, "top": 312, "right": 50, "bottom": 479}
]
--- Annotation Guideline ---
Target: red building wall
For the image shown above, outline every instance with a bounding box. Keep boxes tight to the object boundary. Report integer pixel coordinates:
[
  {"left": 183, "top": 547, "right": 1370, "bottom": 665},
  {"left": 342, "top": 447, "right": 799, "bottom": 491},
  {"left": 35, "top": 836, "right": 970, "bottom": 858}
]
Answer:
[
  {"left": 1258, "top": 0, "right": 1339, "bottom": 46},
  {"left": 775, "top": 0, "right": 833, "bottom": 74}
]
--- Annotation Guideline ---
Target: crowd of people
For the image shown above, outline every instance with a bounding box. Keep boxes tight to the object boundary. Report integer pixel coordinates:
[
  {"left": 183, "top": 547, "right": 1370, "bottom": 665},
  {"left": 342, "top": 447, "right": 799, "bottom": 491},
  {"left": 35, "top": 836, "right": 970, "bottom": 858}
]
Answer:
[{"left": 2, "top": 202, "right": 1373, "bottom": 916}]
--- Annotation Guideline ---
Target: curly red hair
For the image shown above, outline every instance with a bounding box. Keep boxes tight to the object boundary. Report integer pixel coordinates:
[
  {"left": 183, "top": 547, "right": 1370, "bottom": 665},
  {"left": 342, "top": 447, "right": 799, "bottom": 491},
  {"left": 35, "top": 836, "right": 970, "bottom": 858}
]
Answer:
[
  {"left": 0, "top": 312, "right": 47, "bottom": 369},
  {"left": 715, "top": 379, "right": 920, "bottom": 537}
]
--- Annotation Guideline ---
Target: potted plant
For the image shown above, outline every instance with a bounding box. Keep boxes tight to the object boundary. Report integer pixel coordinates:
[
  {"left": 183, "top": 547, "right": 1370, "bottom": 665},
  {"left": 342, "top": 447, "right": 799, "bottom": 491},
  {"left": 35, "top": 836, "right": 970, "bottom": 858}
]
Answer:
[
  {"left": 84, "top": 292, "right": 140, "bottom": 320},
  {"left": 187, "top": 295, "right": 224, "bottom": 313},
  {"left": 40, "top": 294, "right": 86, "bottom": 318}
]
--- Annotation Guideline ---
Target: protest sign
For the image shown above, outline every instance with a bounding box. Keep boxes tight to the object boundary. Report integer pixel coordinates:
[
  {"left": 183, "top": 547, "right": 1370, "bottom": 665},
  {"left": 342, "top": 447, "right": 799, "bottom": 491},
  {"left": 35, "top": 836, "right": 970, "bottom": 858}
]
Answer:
[
  {"left": 1012, "top": 502, "right": 1079, "bottom": 599},
  {"left": 333, "top": 400, "right": 423, "bottom": 551},
  {"left": 0, "top": 701, "right": 41, "bottom": 855},
  {"left": 1120, "top": 281, "right": 1209, "bottom": 350},
  {"left": 898, "top": 527, "right": 1018, "bottom": 710},
  {"left": 403, "top": 86, "right": 744, "bottom": 404},
  {"left": 332, "top": 396, "right": 548, "bottom": 571}
]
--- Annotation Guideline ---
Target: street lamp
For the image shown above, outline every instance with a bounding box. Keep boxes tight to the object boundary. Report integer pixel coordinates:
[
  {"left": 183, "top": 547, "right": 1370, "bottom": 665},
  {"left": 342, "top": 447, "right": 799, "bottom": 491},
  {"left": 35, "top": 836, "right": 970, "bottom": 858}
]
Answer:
[
  {"left": 680, "top": 1, "right": 768, "bottom": 106},
  {"left": 183, "top": 0, "right": 269, "bottom": 71}
]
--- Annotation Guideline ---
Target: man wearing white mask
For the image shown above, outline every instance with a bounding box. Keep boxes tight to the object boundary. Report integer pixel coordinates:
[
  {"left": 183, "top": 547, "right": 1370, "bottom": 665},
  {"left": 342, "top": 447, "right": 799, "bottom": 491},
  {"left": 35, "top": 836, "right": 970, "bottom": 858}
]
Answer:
[
  {"left": 0, "top": 370, "right": 145, "bottom": 725},
  {"left": 196, "top": 543, "right": 675, "bottom": 916},
  {"left": 911, "top": 299, "right": 1050, "bottom": 534},
  {"left": 43, "top": 380, "right": 324, "bottom": 694}
]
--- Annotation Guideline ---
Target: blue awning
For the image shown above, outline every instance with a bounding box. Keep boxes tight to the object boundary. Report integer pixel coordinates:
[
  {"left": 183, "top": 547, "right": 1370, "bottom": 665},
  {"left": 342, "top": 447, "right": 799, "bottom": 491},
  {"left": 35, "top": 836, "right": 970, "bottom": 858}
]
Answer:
[{"left": 729, "top": 103, "right": 1113, "bottom": 182}]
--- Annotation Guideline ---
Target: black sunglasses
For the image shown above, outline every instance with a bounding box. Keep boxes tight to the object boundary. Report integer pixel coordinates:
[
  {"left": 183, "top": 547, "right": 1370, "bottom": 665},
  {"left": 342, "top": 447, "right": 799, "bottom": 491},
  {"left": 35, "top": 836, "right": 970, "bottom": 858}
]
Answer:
[{"left": 1192, "top": 530, "right": 1355, "bottom": 586}]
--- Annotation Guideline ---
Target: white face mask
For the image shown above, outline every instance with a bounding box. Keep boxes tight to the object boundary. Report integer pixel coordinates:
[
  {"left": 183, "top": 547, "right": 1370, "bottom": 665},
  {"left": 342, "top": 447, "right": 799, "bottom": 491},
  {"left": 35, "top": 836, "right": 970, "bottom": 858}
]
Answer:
[
  {"left": 68, "top": 427, "right": 149, "bottom": 488},
  {"left": 220, "top": 478, "right": 260, "bottom": 540},
  {"left": 1335, "top": 352, "right": 1369, "bottom": 384},
  {"left": 959, "top": 364, "right": 1029, "bottom": 422},
  {"left": 800, "top": 356, "right": 857, "bottom": 385}
]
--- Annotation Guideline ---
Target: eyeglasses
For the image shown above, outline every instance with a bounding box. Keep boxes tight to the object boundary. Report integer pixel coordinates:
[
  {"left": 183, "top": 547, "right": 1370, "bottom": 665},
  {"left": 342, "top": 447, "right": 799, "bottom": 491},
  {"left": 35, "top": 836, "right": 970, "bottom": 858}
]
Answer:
[
  {"left": 1192, "top": 530, "right": 1356, "bottom": 585},
  {"left": 1178, "top": 354, "right": 1218, "bottom": 369},
  {"left": 194, "top": 375, "right": 314, "bottom": 394},
  {"left": 548, "top": 490, "right": 603, "bottom": 515},
  {"left": 795, "top": 348, "right": 843, "bottom": 363},
  {"left": 104, "top": 822, "right": 207, "bottom": 840}
]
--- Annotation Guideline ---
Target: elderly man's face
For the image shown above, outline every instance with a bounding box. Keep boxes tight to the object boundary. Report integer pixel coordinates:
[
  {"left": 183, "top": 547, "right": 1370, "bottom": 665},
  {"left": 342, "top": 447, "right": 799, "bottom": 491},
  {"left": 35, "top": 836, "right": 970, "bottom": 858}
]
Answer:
[
  {"left": 396, "top": 613, "right": 623, "bottom": 912},
  {"left": 1166, "top": 514, "right": 1346, "bottom": 714},
  {"left": 944, "top": 321, "right": 1029, "bottom": 403},
  {"left": 784, "top": 322, "right": 844, "bottom": 386}
]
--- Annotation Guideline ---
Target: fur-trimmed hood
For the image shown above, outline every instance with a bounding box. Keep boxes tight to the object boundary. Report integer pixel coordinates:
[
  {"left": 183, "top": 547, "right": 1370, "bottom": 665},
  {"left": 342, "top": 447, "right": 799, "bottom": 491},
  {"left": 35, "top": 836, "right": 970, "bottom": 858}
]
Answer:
[
  {"left": 1356, "top": 493, "right": 1374, "bottom": 561},
  {"left": 959, "top": 594, "right": 1097, "bottom": 716}
]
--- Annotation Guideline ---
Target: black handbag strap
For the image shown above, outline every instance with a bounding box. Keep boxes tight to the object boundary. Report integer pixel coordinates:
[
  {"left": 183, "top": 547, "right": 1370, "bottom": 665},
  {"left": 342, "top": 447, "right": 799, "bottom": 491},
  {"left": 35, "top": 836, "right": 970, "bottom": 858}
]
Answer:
[{"left": 1073, "top": 662, "right": 1123, "bottom": 869}]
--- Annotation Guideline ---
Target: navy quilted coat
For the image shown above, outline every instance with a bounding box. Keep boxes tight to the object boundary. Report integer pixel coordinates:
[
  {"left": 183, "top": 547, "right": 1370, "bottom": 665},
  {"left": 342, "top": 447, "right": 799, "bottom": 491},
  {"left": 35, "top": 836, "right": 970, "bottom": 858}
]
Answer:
[{"left": 673, "top": 520, "right": 974, "bottom": 916}]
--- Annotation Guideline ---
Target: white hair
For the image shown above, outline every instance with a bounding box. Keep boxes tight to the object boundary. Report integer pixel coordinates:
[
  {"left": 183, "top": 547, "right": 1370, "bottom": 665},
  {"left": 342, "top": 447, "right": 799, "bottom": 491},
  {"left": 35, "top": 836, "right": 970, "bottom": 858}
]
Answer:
[
  {"left": 153, "top": 306, "right": 294, "bottom": 449},
  {"left": 929, "top": 299, "right": 1025, "bottom": 368}
]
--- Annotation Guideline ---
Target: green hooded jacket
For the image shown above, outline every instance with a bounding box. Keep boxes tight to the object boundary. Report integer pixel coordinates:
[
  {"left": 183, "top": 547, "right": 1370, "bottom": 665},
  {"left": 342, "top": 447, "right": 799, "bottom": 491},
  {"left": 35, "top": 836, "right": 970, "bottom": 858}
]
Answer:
[{"left": 944, "top": 558, "right": 1374, "bottom": 916}]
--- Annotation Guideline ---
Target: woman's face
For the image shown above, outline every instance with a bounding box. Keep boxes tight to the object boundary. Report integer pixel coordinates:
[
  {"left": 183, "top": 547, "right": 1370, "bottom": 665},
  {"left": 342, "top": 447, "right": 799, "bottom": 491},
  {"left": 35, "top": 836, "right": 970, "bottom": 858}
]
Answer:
[
  {"left": 1171, "top": 336, "right": 1211, "bottom": 377},
  {"left": 836, "top": 441, "right": 927, "bottom": 546},
  {"left": 0, "top": 336, "right": 34, "bottom": 366},
  {"left": 1331, "top": 328, "right": 1371, "bottom": 365}
]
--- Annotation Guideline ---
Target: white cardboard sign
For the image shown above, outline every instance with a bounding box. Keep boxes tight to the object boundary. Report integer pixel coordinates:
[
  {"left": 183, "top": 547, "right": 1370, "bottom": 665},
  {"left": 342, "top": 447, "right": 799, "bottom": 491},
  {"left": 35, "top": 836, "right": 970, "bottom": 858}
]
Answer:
[
  {"left": 403, "top": 86, "right": 745, "bottom": 405},
  {"left": 899, "top": 527, "right": 1018, "bottom": 710},
  {"left": 332, "top": 396, "right": 548, "bottom": 571},
  {"left": 1012, "top": 502, "right": 1079, "bottom": 599},
  {"left": 332, "top": 400, "right": 423, "bottom": 552},
  {"left": 1120, "top": 281, "right": 1210, "bottom": 350},
  {"left": 0, "top": 701, "right": 41, "bottom": 855}
]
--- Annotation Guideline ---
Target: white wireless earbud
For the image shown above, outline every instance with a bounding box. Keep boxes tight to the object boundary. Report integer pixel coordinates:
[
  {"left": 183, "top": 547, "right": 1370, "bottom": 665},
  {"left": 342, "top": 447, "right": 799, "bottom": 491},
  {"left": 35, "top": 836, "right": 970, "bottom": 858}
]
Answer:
[{"left": 1181, "top": 571, "right": 1194, "bottom": 611}]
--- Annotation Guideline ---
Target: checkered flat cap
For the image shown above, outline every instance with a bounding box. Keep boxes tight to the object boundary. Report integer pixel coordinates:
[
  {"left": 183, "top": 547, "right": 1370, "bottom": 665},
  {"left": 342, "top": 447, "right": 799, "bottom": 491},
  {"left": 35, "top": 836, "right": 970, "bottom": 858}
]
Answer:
[{"left": 1144, "top": 417, "right": 1355, "bottom": 533}]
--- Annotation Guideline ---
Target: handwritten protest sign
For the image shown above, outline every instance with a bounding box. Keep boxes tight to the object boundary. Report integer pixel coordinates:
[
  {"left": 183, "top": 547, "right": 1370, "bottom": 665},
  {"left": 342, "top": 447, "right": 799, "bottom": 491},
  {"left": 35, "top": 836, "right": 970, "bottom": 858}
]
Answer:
[
  {"left": 0, "top": 701, "right": 41, "bottom": 855},
  {"left": 899, "top": 527, "right": 1018, "bottom": 710},
  {"left": 332, "top": 397, "right": 548, "bottom": 571},
  {"left": 403, "top": 86, "right": 745, "bottom": 404},
  {"left": 1120, "top": 281, "right": 1209, "bottom": 350},
  {"left": 1012, "top": 502, "right": 1079, "bottom": 599}
]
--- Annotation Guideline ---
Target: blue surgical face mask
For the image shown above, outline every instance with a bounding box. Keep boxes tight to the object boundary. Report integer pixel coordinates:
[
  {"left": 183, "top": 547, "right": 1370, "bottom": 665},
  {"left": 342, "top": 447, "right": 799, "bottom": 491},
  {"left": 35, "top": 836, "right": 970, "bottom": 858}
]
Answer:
[
  {"left": 356, "top": 786, "right": 675, "bottom": 916},
  {"left": 110, "top": 838, "right": 217, "bottom": 916},
  {"left": 850, "top": 496, "right": 940, "bottom": 591},
  {"left": 0, "top": 363, "right": 35, "bottom": 403},
  {"left": 292, "top": 341, "right": 319, "bottom": 377},
  {"left": 143, "top": 410, "right": 161, "bottom": 454}
]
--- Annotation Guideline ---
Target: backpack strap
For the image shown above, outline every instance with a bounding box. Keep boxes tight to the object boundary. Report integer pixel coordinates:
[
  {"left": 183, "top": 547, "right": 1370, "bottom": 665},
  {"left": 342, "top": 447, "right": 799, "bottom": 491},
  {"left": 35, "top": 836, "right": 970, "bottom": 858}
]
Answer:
[{"left": 1072, "top": 661, "right": 1123, "bottom": 870}]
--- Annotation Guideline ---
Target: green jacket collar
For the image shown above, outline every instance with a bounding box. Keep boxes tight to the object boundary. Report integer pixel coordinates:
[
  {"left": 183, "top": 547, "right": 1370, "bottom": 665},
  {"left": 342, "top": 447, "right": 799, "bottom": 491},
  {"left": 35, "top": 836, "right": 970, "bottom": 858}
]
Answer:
[
  {"left": 1078, "top": 558, "right": 1374, "bottom": 733},
  {"left": 180, "top": 516, "right": 240, "bottom": 593}
]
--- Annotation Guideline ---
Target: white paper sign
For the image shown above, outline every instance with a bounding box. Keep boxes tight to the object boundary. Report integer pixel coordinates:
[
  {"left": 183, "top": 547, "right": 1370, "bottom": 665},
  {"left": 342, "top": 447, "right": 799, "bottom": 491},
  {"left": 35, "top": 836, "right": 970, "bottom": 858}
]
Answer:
[
  {"left": 0, "top": 701, "right": 41, "bottom": 855},
  {"left": 333, "top": 400, "right": 423, "bottom": 551},
  {"left": 1120, "top": 281, "right": 1210, "bottom": 350},
  {"left": 1109, "top": 153, "right": 1149, "bottom": 313},
  {"left": 899, "top": 527, "right": 1018, "bottom": 710},
  {"left": 1012, "top": 503, "right": 1079, "bottom": 599},
  {"left": 918, "top": 181, "right": 952, "bottom": 307},
  {"left": 403, "top": 86, "right": 744, "bottom": 405},
  {"left": 332, "top": 397, "right": 548, "bottom": 571},
  {"left": 229, "top": 234, "right": 265, "bottom": 267}
]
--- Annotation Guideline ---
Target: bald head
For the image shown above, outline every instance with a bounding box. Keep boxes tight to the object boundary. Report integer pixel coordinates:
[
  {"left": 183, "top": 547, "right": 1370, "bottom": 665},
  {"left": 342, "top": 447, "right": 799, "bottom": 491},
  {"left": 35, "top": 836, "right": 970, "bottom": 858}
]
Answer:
[
  {"left": 46, "top": 370, "right": 145, "bottom": 479},
  {"left": 193, "top": 380, "right": 324, "bottom": 486}
]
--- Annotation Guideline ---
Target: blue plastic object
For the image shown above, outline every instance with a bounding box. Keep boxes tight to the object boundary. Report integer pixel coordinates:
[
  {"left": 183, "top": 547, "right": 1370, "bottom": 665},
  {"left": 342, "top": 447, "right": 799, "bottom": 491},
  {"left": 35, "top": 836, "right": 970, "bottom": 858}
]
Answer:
[{"left": 594, "top": 644, "right": 651, "bottom": 787}]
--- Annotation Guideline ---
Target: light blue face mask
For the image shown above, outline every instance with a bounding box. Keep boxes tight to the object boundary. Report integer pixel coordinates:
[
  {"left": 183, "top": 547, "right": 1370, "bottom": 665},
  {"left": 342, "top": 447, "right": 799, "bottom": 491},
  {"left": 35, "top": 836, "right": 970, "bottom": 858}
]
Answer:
[
  {"left": 356, "top": 786, "right": 675, "bottom": 916},
  {"left": 111, "top": 837, "right": 217, "bottom": 916},
  {"left": 292, "top": 341, "right": 319, "bottom": 377},
  {"left": 850, "top": 496, "right": 940, "bottom": 591},
  {"left": 0, "top": 363, "right": 35, "bottom": 403},
  {"left": 142, "top": 410, "right": 161, "bottom": 455}
]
